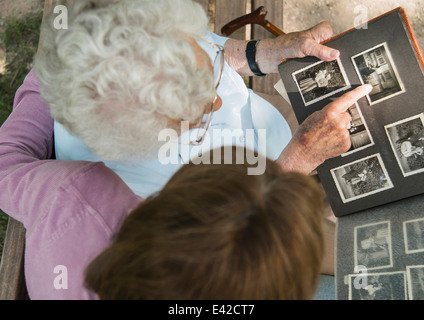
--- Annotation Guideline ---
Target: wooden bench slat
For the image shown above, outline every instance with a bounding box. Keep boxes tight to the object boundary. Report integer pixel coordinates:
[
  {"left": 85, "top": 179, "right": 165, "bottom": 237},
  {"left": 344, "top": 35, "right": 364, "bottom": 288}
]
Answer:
[
  {"left": 215, "top": 0, "right": 248, "bottom": 40},
  {"left": 0, "top": 218, "right": 28, "bottom": 300},
  {"left": 251, "top": 0, "right": 284, "bottom": 95},
  {"left": 0, "top": 0, "right": 62, "bottom": 300}
]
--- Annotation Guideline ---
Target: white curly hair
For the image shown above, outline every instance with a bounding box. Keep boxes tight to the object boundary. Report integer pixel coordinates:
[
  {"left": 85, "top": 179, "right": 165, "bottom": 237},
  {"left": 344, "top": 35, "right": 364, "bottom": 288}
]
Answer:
[{"left": 34, "top": 0, "right": 215, "bottom": 161}]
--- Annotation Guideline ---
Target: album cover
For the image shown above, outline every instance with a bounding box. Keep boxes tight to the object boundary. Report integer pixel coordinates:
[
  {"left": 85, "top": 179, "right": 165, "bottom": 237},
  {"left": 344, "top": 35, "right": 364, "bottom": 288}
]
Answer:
[{"left": 278, "top": 7, "right": 424, "bottom": 217}]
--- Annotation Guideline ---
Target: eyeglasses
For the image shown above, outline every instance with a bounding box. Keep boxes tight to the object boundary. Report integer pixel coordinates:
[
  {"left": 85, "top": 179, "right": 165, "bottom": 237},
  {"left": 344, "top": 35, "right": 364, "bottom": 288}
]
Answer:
[{"left": 189, "top": 42, "right": 225, "bottom": 145}]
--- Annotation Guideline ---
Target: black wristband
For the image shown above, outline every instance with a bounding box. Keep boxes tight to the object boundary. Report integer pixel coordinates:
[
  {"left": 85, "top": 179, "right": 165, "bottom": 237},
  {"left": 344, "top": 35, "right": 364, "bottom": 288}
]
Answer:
[{"left": 246, "top": 40, "right": 266, "bottom": 77}]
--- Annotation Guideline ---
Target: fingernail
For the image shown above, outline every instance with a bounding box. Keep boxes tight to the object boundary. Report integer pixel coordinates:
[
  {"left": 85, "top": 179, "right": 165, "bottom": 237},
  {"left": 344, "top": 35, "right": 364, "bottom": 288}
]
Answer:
[
  {"left": 363, "top": 84, "right": 373, "bottom": 93},
  {"left": 329, "top": 49, "right": 339, "bottom": 59}
]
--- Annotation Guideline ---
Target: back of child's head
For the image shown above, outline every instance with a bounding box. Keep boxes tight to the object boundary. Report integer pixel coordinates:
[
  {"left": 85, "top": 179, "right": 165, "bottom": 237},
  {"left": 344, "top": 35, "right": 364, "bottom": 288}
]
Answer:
[{"left": 85, "top": 147, "right": 325, "bottom": 299}]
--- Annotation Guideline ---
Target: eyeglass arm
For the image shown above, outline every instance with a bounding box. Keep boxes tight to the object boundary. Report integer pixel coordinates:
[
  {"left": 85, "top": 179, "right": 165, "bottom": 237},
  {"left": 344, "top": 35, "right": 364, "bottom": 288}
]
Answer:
[{"left": 221, "top": 6, "right": 285, "bottom": 37}]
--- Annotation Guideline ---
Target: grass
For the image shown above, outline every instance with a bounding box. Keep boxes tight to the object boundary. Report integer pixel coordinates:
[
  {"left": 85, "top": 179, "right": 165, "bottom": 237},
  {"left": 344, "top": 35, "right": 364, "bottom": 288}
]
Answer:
[{"left": 0, "top": 11, "right": 43, "bottom": 262}]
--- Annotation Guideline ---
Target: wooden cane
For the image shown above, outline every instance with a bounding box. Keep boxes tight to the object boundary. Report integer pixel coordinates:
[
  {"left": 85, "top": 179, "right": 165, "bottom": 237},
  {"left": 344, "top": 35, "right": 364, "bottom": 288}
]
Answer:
[{"left": 221, "top": 6, "right": 284, "bottom": 37}]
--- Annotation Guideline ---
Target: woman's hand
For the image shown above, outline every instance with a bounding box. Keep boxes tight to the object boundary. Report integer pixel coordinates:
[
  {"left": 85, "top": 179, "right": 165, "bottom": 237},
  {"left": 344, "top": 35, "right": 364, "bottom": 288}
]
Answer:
[
  {"left": 225, "top": 21, "right": 340, "bottom": 76},
  {"left": 276, "top": 84, "right": 373, "bottom": 174},
  {"left": 256, "top": 21, "right": 339, "bottom": 74}
]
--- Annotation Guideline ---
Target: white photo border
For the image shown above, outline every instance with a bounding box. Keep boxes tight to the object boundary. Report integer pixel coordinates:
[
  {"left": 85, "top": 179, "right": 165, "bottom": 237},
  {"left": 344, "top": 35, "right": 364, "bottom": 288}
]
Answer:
[
  {"left": 331, "top": 153, "right": 394, "bottom": 203},
  {"left": 342, "top": 102, "right": 375, "bottom": 157},
  {"left": 403, "top": 217, "right": 424, "bottom": 254},
  {"left": 351, "top": 42, "right": 405, "bottom": 106},
  {"left": 292, "top": 57, "right": 351, "bottom": 107},
  {"left": 348, "top": 271, "right": 407, "bottom": 300},
  {"left": 385, "top": 113, "right": 424, "bottom": 177},
  {"left": 406, "top": 265, "right": 424, "bottom": 300},
  {"left": 353, "top": 221, "right": 393, "bottom": 271}
]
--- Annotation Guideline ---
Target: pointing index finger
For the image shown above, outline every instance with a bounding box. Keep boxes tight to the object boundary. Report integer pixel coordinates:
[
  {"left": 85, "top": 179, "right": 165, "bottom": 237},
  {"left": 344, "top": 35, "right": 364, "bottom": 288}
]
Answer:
[{"left": 327, "top": 84, "right": 373, "bottom": 113}]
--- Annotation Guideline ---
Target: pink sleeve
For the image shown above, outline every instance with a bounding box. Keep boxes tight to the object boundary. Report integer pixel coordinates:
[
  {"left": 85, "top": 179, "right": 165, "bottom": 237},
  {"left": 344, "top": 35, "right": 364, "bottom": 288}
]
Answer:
[
  {"left": 0, "top": 70, "right": 55, "bottom": 222},
  {"left": 0, "top": 71, "right": 142, "bottom": 232},
  {"left": 6, "top": 70, "right": 54, "bottom": 159}
]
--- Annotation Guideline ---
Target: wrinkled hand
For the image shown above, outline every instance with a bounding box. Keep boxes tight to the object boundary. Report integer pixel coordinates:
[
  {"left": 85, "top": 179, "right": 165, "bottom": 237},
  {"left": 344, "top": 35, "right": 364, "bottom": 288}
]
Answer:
[
  {"left": 277, "top": 85, "right": 373, "bottom": 174},
  {"left": 256, "top": 21, "right": 340, "bottom": 74}
]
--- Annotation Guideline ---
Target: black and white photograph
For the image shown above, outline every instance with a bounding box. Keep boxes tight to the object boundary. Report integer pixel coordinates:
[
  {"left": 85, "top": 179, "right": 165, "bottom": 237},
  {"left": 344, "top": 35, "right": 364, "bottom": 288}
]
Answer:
[
  {"left": 352, "top": 42, "right": 405, "bottom": 105},
  {"left": 348, "top": 272, "right": 407, "bottom": 300},
  {"left": 292, "top": 58, "right": 350, "bottom": 106},
  {"left": 385, "top": 113, "right": 424, "bottom": 177},
  {"left": 331, "top": 154, "right": 394, "bottom": 203},
  {"left": 407, "top": 266, "right": 424, "bottom": 300},
  {"left": 403, "top": 218, "right": 424, "bottom": 254},
  {"left": 343, "top": 103, "right": 374, "bottom": 156},
  {"left": 354, "top": 221, "right": 393, "bottom": 270}
]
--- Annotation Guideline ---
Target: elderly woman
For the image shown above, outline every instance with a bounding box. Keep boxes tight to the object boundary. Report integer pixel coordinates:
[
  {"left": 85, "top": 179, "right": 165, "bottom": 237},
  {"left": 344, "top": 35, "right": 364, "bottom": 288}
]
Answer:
[
  {"left": 34, "top": 0, "right": 371, "bottom": 197},
  {"left": 1, "top": 71, "right": 327, "bottom": 299}
]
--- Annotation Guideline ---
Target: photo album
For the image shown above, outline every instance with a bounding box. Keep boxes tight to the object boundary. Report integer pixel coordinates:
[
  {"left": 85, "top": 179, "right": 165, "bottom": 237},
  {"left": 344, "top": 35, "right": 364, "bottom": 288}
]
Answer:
[{"left": 278, "top": 7, "right": 424, "bottom": 217}]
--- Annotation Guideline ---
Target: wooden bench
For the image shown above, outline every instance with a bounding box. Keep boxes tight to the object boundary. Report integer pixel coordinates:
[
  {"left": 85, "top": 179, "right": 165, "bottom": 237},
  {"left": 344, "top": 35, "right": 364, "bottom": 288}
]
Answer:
[
  {"left": 0, "top": 0, "right": 68, "bottom": 300},
  {"left": 0, "top": 0, "right": 295, "bottom": 300},
  {"left": 0, "top": 218, "right": 28, "bottom": 300}
]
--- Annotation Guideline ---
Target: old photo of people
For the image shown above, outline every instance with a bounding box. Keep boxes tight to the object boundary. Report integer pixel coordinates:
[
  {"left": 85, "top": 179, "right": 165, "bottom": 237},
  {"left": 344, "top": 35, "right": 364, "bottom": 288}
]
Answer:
[
  {"left": 385, "top": 113, "right": 424, "bottom": 177},
  {"left": 331, "top": 154, "right": 394, "bottom": 203},
  {"left": 354, "top": 221, "right": 393, "bottom": 270},
  {"left": 407, "top": 266, "right": 424, "bottom": 300},
  {"left": 292, "top": 58, "right": 350, "bottom": 106},
  {"left": 403, "top": 218, "right": 424, "bottom": 254},
  {"left": 352, "top": 42, "right": 405, "bottom": 105},
  {"left": 343, "top": 103, "right": 374, "bottom": 156},
  {"left": 348, "top": 272, "right": 407, "bottom": 300}
]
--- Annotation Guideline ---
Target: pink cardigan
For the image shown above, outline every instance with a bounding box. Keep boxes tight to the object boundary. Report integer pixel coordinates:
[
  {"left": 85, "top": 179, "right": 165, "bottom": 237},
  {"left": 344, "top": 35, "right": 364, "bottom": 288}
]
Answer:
[{"left": 0, "top": 71, "right": 142, "bottom": 299}]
